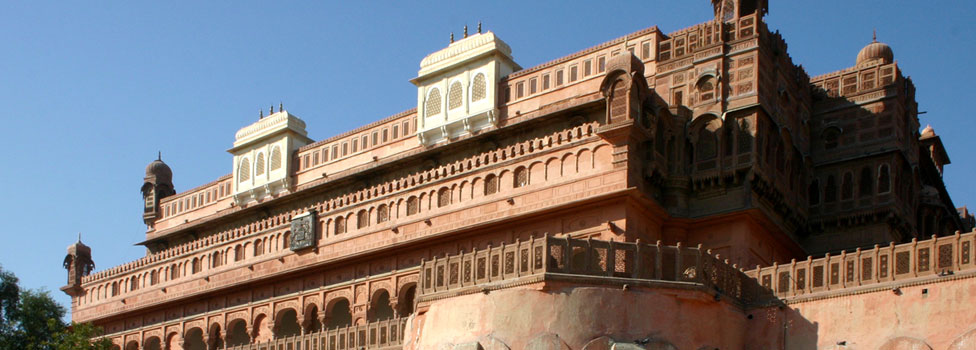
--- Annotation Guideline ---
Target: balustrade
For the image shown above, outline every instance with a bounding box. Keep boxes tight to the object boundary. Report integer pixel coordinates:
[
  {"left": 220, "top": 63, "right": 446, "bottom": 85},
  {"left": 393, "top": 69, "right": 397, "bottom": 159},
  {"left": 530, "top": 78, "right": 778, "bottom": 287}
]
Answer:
[
  {"left": 747, "top": 232, "right": 976, "bottom": 299},
  {"left": 419, "top": 235, "right": 759, "bottom": 304}
]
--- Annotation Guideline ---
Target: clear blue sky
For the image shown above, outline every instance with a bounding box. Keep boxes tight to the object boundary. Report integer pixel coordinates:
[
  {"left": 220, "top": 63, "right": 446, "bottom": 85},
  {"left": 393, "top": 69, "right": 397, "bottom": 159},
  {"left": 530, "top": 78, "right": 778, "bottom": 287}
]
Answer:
[{"left": 1, "top": 1, "right": 974, "bottom": 315}]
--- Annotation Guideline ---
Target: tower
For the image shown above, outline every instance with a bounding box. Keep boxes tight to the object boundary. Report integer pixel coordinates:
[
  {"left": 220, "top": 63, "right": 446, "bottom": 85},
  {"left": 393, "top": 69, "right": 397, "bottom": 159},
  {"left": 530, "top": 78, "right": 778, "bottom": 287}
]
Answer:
[
  {"left": 711, "top": 0, "right": 768, "bottom": 23},
  {"left": 142, "top": 154, "right": 176, "bottom": 227},
  {"left": 60, "top": 237, "right": 94, "bottom": 297}
]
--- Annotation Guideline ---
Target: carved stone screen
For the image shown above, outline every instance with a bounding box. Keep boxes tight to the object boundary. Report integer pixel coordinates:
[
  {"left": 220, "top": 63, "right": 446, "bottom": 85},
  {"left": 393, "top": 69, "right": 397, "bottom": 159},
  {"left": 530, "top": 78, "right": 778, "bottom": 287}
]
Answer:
[{"left": 290, "top": 211, "right": 317, "bottom": 251}]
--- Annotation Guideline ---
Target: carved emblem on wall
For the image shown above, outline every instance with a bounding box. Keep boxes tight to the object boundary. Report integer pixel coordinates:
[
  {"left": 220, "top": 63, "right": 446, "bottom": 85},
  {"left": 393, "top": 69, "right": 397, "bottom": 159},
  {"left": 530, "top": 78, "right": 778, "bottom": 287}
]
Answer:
[{"left": 290, "top": 211, "right": 317, "bottom": 251}]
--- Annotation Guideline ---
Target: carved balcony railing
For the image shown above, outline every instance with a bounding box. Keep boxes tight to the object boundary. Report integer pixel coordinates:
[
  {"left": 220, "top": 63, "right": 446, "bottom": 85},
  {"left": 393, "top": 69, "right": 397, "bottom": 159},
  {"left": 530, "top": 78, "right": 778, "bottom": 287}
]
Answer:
[
  {"left": 746, "top": 231, "right": 976, "bottom": 300},
  {"left": 419, "top": 235, "right": 761, "bottom": 305},
  {"left": 224, "top": 317, "right": 407, "bottom": 350}
]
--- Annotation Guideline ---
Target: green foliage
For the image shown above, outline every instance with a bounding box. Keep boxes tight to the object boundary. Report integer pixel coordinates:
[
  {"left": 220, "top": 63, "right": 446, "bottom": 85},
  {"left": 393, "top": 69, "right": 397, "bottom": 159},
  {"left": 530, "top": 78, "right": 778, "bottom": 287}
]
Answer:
[{"left": 0, "top": 265, "right": 112, "bottom": 350}]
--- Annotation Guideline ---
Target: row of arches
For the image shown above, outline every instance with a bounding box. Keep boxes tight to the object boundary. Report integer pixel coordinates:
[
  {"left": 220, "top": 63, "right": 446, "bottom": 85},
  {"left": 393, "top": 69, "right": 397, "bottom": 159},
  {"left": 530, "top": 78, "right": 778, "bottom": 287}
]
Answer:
[
  {"left": 81, "top": 230, "right": 294, "bottom": 306},
  {"left": 809, "top": 163, "right": 894, "bottom": 207},
  {"left": 112, "top": 284, "right": 416, "bottom": 350},
  {"left": 323, "top": 144, "right": 612, "bottom": 236},
  {"left": 238, "top": 146, "right": 283, "bottom": 184}
]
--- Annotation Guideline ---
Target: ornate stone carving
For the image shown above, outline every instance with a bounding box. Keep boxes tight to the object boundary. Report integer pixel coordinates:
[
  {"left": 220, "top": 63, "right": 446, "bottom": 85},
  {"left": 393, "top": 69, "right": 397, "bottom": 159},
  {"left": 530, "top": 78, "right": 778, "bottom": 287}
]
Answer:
[{"left": 289, "top": 211, "right": 317, "bottom": 251}]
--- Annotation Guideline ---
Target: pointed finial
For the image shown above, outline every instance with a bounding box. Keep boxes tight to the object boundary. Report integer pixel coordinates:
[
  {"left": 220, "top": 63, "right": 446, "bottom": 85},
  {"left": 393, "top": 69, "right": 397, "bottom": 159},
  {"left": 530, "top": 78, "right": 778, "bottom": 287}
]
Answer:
[
  {"left": 259, "top": 108, "right": 264, "bottom": 119},
  {"left": 464, "top": 25, "right": 468, "bottom": 38},
  {"left": 478, "top": 22, "right": 482, "bottom": 34},
  {"left": 270, "top": 104, "right": 275, "bottom": 114},
  {"left": 872, "top": 28, "right": 877, "bottom": 42},
  {"left": 157, "top": 151, "right": 161, "bottom": 161},
  {"left": 450, "top": 32, "right": 454, "bottom": 43},
  {"left": 279, "top": 102, "right": 283, "bottom": 113},
  {"left": 77, "top": 233, "right": 82, "bottom": 243}
]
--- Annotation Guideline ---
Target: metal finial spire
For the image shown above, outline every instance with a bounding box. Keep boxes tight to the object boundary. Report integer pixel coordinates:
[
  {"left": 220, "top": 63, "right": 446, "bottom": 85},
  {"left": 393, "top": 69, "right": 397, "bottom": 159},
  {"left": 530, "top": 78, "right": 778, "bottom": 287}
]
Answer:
[
  {"left": 270, "top": 104, "right": 275, "bottom": 114},
  {"left": 450, "top": 32, "right": 454, "bottom": 43},
  {"left": 77, "top": 232, "right": 81, "bottom": 243},
  {"left": 873, "top": 28, "right": 877, "bottom": 42},
  {"left": 463, "top": 25, "right": 468, "bottom": 38},
  {"left": 158, "top": 151, "right": 161, "bottom": 161},
  {"left": 279, "top": 102, "right": 283, "bottom": 113},
  {"left": 259, "top": 108, "right": 264, "bottom": 119},
  {"left": 478, "top": 22, "right": 482, "bottom": 34}
]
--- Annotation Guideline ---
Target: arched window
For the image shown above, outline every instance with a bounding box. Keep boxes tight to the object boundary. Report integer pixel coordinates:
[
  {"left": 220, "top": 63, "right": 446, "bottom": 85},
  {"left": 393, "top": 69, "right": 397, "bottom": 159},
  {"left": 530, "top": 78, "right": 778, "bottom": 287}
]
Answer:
[
  {"left": 238, "top": 158, "right": 251, "bottom": 183},
  {"left": 130, "top": 277, "right": 139, "bottom": 291},
  {"left": 254, "top": 240, "right": 265, "bottom": 256},
  {"left": 191, "top": 258, "right": 201, "bottom": 274},
  {"left": 335, "top": 216, "right": 346, "bottom": 234},
  {"left": 696, "top": 126, "right": 718, "bottom": 162},
  {"left": 437, "top": 187, "right": 451, "bottom": 207},
  {"left": 170, "top": 264, "right": 179, "bottom": 280},
  {"left": 808, "top": 180, "right": 821, "bottom": 206},
  {"left": 698, "top": 76, "right": 716, "bottom": 102},
  {"left": 448, "top": 81, "right": 463, "bottom": 110},
  {"left": 425, "top": 88, "right": 442, "bottom": 117},
  {"left": 111, "top": 282, "right": 119, "bottom": 297},
  {"left": 270, "top": 146, "right": 282, "bottom": 171},
  {"left": 825, "top": 175, "right": 837, "bottom": 203},
  {"left": 878, "top": 164, "right": 891, "bottom": 194},
  {"left": 859, "top": 167, "right": 873, "bottom": 197},
  {"left": 484, "top": 174, "right": 498, "bottom": 195},
  {"left": 234, "top": 245, "right": 243, "bottom": 262},
  {"left": 255, "top": 152, "right": 266, "bottom": 176},
  {"left": 723, "top": 125, "right": 734, "bottom": 157},
  {"left": 406, "top": 196, "right": 419, "bottom": 216},
  {"left": 823, "top": 127, "right": 841, "bottom": 150},
  {"left": 471, "top": 73, "right": 487, "bottom": 102},
  {"left": 737, "top": 119, "right": 753, "bottom": 153},
  {"left": 357, "top": 210, "right": 369, "bottom": 229},
  {"left": 212, "top": 251, "right": 222, "bottom": 268},
  {"left": 514, "top": 167, "right": 528, "bottom": 188},
  {"left": 376, "top": 204, "right": 389, "bottom": 223},
  {"left": 150, "top": 270, "right": 158, "bottom": 285},
  {"left": 841, "top": 172, "right": 854, "bottom": 200}
]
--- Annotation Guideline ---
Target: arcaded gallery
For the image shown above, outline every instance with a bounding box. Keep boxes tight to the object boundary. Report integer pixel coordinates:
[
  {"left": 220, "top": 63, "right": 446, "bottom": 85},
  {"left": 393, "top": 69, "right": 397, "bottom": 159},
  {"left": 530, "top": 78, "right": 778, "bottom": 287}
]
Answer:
[{"left": 61, "top": 1, "right": 976, "bottom": 349}]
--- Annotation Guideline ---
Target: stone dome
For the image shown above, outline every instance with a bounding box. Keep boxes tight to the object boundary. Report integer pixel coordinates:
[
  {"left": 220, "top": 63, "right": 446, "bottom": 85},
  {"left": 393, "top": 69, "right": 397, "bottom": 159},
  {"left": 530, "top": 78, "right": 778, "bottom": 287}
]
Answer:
[
  {"left": 145, "top": 158, "right": 173, "bottom": 183},
  {"left": 856, "top": 38, "right": 894, "bottom": 66}
]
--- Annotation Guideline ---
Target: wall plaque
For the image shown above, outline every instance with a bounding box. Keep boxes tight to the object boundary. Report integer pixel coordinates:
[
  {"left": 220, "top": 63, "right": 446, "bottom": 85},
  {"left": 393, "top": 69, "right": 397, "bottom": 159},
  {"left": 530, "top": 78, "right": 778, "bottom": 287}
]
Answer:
[{"left": 289, "top": 211, "right": 317, "bottom": 251}]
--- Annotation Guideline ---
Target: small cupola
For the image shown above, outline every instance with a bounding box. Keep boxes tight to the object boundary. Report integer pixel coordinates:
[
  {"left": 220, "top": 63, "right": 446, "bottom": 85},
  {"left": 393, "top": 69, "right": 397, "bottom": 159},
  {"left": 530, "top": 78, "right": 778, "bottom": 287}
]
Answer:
[
  {"left": 142, "top": 154, "right": 175, "bottom": 226},
  {"left": 856, "top": 31, "right": 894, "bottom": 66},
  {"left": 411, "top": 24, "right": 521, "bottom": 145},
  {"left": 61, "top": 235, "right": 94, "bottom": 297}
]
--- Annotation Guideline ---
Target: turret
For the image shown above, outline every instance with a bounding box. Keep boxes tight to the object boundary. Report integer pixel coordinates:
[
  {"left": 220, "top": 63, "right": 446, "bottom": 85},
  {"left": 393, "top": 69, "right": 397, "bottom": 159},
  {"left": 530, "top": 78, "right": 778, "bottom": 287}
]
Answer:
[
  {"left": 60, "top": 236, "right": 94, "bottom": 297},
  {"left": 142, "top": 154, "right": 176, "bottom": 227}
]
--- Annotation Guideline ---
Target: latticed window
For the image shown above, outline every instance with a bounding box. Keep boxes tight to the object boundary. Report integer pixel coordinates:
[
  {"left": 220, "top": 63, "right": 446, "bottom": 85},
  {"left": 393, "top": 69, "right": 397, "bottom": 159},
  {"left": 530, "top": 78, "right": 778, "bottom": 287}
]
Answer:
[
  {"left": 696, "top": 128, "right": 718, "bottom": 161},
  {"left": 438, "top": 188, "right": 451, "bottom": 207},
  {"left": 473, "top": 75, "right": 487, "bottom": 100},
  {"left": 335, "top": 216, "right": 346, "bottom": 234},
  {"left": 878, "top": 164, "right": 891, "bottom": 193},
  {"left": 699, "top": 77, "right": 716, "bottom": 101},
  {"left": 860, "top": 167, "right": 874, "bottom": 197},
  {"left": 825, "top": 175, "right": 837, "bottom": 203},
  {"left": 484, "top": 174, "right": 498, "bottom": 195},
  {"left": 514, "top": 167, "right": 528, "bottom": 188},
  {"left": 255, "top": 153, "right": 266, "bottom": 176},
  {"left": 357, "top": 210, "right": 369, "bottom": 229},
  {"left": 448, "top": 82, "right": 463, "bottom": 110},
  {"left": 270, "top": 146, "right": 282, "bottom": 170},
  {"left": 406, "top": 197, "right": 419, "bottom": 215},
  {"left": 841, "top": 172, "right": 854, "bottom": 200},
  {"left": 238, "top": 158, "right": 250, "bottom": 182},
  {"left": 425, "top": 88, "right": 441, "bottom": 117},
  {"left": 377, "top": 204, "right": 389, "bottom": 223}
]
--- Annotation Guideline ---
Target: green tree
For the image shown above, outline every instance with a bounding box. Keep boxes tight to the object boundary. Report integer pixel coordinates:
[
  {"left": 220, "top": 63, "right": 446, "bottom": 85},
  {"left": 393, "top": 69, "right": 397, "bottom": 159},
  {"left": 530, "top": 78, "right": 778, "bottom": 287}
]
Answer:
[{"left": 0, "top": 265, "right": 112, "bottom": 350}]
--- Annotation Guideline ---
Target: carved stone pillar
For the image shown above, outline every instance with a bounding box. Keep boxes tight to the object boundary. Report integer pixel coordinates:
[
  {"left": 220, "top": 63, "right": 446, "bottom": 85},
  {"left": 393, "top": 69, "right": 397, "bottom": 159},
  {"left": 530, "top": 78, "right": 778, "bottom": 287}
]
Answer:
[{"left": 389, "top": 297, "right": 400, "bottom": 318}]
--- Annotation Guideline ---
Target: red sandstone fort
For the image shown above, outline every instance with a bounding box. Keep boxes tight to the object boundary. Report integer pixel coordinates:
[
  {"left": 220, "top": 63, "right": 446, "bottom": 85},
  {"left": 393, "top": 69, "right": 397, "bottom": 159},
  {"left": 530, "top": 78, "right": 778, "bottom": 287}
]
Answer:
[{"left": 60, "top": 1, "right": 976, "bottom": 349}]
